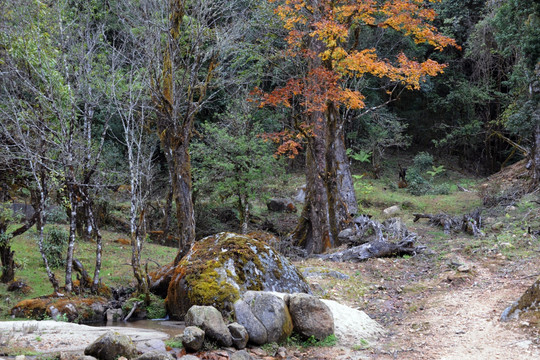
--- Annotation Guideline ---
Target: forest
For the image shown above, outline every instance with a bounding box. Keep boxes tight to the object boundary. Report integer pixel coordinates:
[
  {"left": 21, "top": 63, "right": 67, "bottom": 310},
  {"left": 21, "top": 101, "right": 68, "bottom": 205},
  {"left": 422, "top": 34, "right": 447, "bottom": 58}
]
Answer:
[{"left": 0, "top": 0, "right": 539, "bottom": 358}]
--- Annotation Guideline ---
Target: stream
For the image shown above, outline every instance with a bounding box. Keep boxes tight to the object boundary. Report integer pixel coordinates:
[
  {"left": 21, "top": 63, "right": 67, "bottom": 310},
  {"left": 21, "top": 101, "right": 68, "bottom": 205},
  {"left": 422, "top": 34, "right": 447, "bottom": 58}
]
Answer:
[{"left": 90, "top": 319, "right": 186, "bottom": 337}]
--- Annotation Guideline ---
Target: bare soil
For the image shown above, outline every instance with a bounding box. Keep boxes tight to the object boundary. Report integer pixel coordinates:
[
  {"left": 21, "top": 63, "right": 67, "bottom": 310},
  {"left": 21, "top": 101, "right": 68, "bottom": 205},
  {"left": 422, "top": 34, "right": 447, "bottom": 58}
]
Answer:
[{"left": 295, "top": 226, "right": 540, "bottom": 359}]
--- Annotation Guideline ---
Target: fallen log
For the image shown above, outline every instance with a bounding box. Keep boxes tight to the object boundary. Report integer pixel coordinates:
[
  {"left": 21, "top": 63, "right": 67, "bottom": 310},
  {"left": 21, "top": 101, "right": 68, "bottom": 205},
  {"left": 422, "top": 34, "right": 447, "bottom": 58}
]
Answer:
[
  {"left": 413, "top": 209, "right": 484, "bottom": 236},
  {"left": 317, "top": 236, "right": 421, "bottom": 262}
]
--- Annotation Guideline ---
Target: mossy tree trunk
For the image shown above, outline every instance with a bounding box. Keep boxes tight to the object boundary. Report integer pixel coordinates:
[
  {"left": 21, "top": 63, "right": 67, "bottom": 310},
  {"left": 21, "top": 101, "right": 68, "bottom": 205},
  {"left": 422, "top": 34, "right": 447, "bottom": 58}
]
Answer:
[
  {"left": 0, "top": 222, "right": 15, "bottom": 284},
  {"left": 292, "top": 8, "right": 357, "bottom": 254},
  {"left": 293, "top": 105, "right": 358, "bottom": 254}
]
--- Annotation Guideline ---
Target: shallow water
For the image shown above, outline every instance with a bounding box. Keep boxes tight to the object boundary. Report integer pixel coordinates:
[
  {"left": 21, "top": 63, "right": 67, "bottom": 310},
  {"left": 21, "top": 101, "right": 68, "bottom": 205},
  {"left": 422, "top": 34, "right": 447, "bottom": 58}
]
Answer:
[{"left": 91, "top": 319, "right": 185, "bottom": 337}]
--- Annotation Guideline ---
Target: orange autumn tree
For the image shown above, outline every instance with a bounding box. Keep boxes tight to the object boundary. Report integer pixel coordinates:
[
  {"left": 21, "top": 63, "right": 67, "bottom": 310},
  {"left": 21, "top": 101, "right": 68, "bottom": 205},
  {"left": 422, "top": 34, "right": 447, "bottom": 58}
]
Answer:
[{"left": 260, "top": 0, "right": 459, "bottom": 254}]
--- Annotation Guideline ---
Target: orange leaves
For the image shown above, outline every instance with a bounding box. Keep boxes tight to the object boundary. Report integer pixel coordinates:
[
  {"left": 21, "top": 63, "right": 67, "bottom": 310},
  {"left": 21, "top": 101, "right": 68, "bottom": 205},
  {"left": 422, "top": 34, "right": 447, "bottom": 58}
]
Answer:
[
  {"left": 263, "top": 0, "right": 459, "bottom": 103},
  {"left": 394, "top": 53, "right": 447, "bottom": 89},
  {"left": 380, "top": 0, "right": 460, "bottom": 51},
  {"left": 258, "top": 67, "right": 365, "bottom": 113},
  {"left": 260, "top": 129, "right": 305, "bottom": 159},
  {"left": 256, "top": 0, "right": 459, "bottom": 157}
]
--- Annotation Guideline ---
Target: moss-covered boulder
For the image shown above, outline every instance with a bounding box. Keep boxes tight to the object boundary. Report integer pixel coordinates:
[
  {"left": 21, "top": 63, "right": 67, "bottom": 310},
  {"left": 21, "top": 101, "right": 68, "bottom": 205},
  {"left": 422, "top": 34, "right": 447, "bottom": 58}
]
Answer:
[
  {"left": 163, "top": 232, "right": 310, "bottom": 320},
  {"left": 11, "top": 296, "right": 108, "bottom": 323}
]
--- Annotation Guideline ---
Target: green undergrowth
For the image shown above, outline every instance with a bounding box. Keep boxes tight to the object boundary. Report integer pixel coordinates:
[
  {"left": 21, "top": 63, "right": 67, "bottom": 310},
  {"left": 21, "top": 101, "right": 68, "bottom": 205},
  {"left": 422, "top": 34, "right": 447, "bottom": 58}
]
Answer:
[
  {"left": 0, "top": 225, "right": 176, "bottom": 319},
  {"left": 164, "top": 339, "right": 183, "bottom": 349},
  {"left": 285, "top": 333, "right": 338, "bottom": 349}
]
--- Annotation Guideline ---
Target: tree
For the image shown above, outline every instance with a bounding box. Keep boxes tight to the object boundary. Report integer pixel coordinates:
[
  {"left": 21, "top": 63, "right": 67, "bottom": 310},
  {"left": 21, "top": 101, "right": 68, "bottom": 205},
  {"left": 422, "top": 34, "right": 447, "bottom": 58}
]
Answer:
[
  {"left": 491, "top": 0, "right": 540, "bottom": 187},
  {"left": 118, "top": 0, "right": 261, "bottom": 261},
  {"left": 0, "top": 0, "right": 113, "bottom": 293},
  {"left": 192, "top": 99, "right": 283, "bottom": 234},
  {"left": 259, "top": 0, "right": 458, "bottom": 253},
  {"left": 110, "top": 39, "right": 156, "bottom": 299}
]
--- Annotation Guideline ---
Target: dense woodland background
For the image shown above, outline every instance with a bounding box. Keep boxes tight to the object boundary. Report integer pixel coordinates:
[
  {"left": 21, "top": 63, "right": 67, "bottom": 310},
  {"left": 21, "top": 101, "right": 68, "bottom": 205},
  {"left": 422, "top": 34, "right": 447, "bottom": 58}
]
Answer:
[{"left": 0, "top": 0, "right": 539, "bottom": 296}]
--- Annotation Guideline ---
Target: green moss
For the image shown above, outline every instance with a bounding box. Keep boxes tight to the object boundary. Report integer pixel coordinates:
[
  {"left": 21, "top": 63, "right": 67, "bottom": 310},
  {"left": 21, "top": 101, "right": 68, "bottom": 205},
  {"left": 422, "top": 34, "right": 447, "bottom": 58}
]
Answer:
[{"left": 170, "top": 232, "right": 296, "bottom": 317}]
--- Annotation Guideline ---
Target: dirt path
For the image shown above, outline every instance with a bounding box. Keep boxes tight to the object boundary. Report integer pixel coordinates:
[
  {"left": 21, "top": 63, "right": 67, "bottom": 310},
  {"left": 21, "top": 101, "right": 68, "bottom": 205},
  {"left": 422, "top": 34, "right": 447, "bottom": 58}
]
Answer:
[{"left": 374, "top": 264, "right": 539, "bottom": 359}]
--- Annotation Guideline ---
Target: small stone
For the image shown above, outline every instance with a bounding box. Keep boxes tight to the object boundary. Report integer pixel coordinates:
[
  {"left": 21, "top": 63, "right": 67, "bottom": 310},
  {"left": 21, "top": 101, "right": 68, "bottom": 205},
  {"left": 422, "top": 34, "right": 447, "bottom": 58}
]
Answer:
[
  {"left": 185, "top": 306, "right": 232, "bottom": 347},
  {"left": 182, "top": 326, "right": 205, "bottom": 353},
  {"left": 133, "top": 351, "right": 174, "bottom": 360},
  {"left": 228, "top": 322, "right": 249, "bottom": 350},
  {"left": 457, "top": 265, "right": 470, "bottom": 273},
  {"left": 491, "top": 222, "right": 504, "bottom": 231},
  {"left": 249, "top": 348, "right": 267, "bottom": 357},
  {"left": 276, "top": 347, "right": 287, "bottom": 359},
  {"left": 178, "top": 356, "right": 201, "bottom": 360},
  {"left": 382, "top": 205, "right": 400, "bottom": 216},
  {"left": 59, "top": 352, "right": 97, "bottom": 360},
  {"left": 15, "top": 356, "right": 26, "bottom": 360},
  {"left": 230, "top": 350, "right": 252, "bottom": 360}
]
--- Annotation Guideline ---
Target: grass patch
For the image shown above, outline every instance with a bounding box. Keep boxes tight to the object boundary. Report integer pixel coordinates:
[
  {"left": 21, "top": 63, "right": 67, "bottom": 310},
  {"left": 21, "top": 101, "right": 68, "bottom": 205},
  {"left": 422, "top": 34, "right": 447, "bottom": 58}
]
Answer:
[
  {"left": 2, "top": 224, "right": 176, "bottom": 320},
  {"left": 164, "top": 339, "right": 183, "bottom": 349},
  {"left": 352, "top": 338, "right": 370, "bottom": 350},
  {"left": 285, "top": 333, "right": 338, "bottom": 349}
]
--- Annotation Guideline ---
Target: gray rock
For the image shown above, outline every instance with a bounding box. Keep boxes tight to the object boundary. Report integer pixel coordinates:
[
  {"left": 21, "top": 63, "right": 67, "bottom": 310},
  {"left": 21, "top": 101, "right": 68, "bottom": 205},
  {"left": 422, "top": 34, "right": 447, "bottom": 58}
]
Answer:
[
  {"left": 84, "top": 331, "right": 138, "bottom": 360},
  {"left": 288, "top": 293, "right": 334, "bottom": 340},
  {"left": 178, "top": 356, "right": 200, "bottom": 360},
  {"left": 15, "top": 356, "right": 26, "bottom": 360},
  {"left": 230, "top": 350, "right": 252, "bottom": 360},
  {"left": 133, "top": 351, "right": 174, "bottom": 360},
  {"left": 294, "top": 185, "right": 306, "bottom": 203},
  {"left": 185, "top": 306, "right": 232, "bottom": 347},
  {"left": 302, "top": 267, "right": 349, "bottom": 280},
  {"left": 228, "top": 322, "right": 249, "bottom": 349},
  {"left": 89, "top": 302, "right": 106, "bottom": 322},
  {"left": 182, "top": 326, "right": 205, "bottom": 352},
  {"left": 235, "top": 291, "right": 293, "bottom": 345},
  {"left": 48, "top": 306, "right": 60, "bottom": 321},
  {"left": 276, "top": 347, "right": 287, "bottom": 359},
  {"left": 136, "top": 338, "right": 167, "bottom": 353},
  {"left": 106, "top": 308, "right": 124, "bottom": 322},
  {"left": 60, "top": 353, "right": 97, "bottom": 360},
  {"left": 234, "top": 300, "right": 267, "bottom": 345},
  {"left": 382, "top": 205, "right": 400, "bottom": 216}
]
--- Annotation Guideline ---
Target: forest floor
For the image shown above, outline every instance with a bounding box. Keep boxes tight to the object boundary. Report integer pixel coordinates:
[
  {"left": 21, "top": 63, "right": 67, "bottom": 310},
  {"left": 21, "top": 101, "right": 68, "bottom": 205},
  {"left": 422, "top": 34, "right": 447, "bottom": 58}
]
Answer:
[{"left": 295, "top": 226, "right": 540, "bottom": 360}]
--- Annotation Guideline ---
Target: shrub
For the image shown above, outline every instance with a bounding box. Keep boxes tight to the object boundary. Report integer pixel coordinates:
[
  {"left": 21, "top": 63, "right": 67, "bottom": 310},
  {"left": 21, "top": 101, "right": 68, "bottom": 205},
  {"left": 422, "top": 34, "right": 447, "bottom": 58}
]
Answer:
[
  {"left": 412, "top": 152, "right": 434, "bottom": 172},
  {"left": 43, "top": 227, "right": 68, "bottom": 268},
  {"left": 406, "top": 168, "right": 432, "bottom": 196}
]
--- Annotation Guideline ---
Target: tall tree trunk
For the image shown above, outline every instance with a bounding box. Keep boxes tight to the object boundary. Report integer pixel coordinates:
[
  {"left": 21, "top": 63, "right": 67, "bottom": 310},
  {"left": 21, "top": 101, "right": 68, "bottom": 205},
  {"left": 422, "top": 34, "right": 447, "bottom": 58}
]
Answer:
[
  {"left": 0, "top": 221, "right": 15, "bottom": 283},
  {"left": 292, "top": 3, "right": 357, "bottom": 254},
  {"left": 89, "top": 203, "right": 103, "bottom": 294},
  {"left": 160, "top": 134, "right": 195, "bottom": 265},
  {"left": 293, "top": 105, "right": 357, "bottom": 254},
  {"left": 65, "top": 185, "right": 78, "bottom": 293},
  {"left": 532, "top": 123, "right": 540, "bottom": 188}
]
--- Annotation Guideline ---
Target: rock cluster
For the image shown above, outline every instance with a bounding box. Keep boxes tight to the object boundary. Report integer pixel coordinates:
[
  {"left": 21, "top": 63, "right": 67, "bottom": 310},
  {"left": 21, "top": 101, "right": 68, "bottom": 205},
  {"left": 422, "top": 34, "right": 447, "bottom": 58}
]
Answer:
[
  {"left": 79, "top": 292, "right": 334, "bottom": 359},
  {"left": 149, "top": 232, "right": 311, "bottom": 320}
]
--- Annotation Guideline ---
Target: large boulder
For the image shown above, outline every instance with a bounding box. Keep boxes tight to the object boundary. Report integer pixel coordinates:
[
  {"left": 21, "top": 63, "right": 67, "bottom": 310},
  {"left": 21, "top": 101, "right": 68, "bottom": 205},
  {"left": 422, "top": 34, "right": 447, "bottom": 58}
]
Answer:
[
  {"left": 84, "top": 331, "right": 138, "bottom": 360},
  {"left": 185, "top": 306, "right": 232, "bottom": 347},
  {"left": 286, "top": 293, "right": 334, "bottom": 340},
  {"left": 234, "top": 291, "right": 293, "bottom": 345},
  {"left": 162, "top": 232, "right": 310, "bottom": 319}
]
